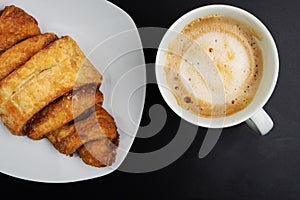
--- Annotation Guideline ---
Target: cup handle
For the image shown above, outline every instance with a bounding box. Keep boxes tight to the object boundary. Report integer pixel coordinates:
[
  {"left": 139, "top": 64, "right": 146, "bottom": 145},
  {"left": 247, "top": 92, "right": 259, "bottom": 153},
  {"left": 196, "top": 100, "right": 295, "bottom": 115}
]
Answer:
[{"left": 245, "top": 108, "right": 273, "bottom": 135}]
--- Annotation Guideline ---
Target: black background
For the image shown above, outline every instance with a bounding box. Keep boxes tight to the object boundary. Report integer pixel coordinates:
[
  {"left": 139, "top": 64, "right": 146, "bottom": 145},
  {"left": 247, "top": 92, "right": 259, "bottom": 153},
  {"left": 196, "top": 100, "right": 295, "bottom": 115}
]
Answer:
[{"left": 1, "top": 0, "right": 300, "bottom": 199}]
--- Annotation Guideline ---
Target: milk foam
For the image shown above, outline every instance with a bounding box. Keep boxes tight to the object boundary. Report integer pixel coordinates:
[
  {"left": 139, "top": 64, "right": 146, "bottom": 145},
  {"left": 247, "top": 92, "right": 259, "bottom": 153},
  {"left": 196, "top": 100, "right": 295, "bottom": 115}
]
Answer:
[
  {"left": 181, "top": 31, "right": 250, "bottom": 104},
  {"left": 165, "top": 15, "right": 263, "bottom": 117}
]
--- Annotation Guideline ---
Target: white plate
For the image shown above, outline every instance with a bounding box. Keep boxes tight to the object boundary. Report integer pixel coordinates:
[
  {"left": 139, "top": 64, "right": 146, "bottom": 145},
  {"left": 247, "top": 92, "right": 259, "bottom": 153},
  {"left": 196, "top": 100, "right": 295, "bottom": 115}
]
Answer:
[{"left": 0, "top": 0, "right": 146, "bottom": 182}]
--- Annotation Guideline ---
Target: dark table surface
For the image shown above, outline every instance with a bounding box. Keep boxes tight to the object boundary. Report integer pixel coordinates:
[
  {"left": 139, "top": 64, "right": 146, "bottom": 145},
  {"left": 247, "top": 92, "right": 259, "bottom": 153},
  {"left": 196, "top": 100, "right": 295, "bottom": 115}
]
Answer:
[{"left": 1, "top": 0, "right": 300, "bottom": 199}]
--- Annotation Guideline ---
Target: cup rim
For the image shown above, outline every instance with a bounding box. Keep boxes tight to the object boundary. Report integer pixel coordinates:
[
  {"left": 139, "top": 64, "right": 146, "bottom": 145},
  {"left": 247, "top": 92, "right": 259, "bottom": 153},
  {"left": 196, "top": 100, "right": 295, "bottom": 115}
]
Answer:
[{"left": 155, "top": 4, "right": 279, "bottom": 128}]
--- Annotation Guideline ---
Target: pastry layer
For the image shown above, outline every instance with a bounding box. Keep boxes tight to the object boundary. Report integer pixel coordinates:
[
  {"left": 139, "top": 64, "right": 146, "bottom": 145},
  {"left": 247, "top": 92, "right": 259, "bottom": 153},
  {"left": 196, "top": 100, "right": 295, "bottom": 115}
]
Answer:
[
  {"left": 25, "top": 85, "right": 103, "bottom": 140},
  {"left": 78, "top": 139, "right": 118, "bottom": 167},
  {"left": 0, "top": 33, "right": 58, "bottom": 81},
  {"left": 0, "top": 36, "right": 101, "bottom": 135},
  {"left": 47, "top": 103, "right": 119, "bottom": 155},
  {"left": 0, "top": 5, "right": 40, "bottom": 53}
]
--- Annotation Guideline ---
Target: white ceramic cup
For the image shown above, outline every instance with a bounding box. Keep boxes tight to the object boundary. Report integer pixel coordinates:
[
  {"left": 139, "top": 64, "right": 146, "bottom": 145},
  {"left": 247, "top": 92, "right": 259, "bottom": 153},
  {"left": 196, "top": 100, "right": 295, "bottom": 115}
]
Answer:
[{"left": 155, "top": 4, "right": 279, "bottom": 135}]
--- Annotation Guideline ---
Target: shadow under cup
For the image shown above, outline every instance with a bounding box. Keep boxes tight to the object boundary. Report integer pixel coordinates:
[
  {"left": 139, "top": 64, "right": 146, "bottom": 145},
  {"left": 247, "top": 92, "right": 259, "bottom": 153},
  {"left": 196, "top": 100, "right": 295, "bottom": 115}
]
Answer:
[{"left": 155, "top": 5, "right": 279, "bottom": 129}]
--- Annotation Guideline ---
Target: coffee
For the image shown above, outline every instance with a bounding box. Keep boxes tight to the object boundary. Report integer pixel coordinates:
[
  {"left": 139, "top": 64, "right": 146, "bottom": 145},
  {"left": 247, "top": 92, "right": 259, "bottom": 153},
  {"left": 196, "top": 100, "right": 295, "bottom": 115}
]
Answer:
[{"left": 164, "top": 15, "right": 263, "bottom": 117}]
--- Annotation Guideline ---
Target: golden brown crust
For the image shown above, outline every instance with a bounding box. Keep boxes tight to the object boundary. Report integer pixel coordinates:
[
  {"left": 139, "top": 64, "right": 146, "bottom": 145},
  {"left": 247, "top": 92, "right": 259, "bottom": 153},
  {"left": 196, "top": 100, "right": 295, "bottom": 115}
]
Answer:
[
  {"left": 0, "top": 5, "right": 117, "bottom": 168},
  {"left": 25, "top": 85, "right": 103, "bottom": 140},
  {"left": 46, "top": 103, "right": 119, "bottom": 155},
  {"left": 0, "top": 36, "right": 101, "bottom": 135},
  {"left": 0, "top": 33, "right": 58, "bottom": 81},
  {"left": 0, "top": 5, "right": 40, "bottom": 53},
  {"left": 0, "top": 36, "right": 102, "bottom": 105},
  {"left": 0, "top": 36, "right": 75, "bottom": 105},
  {"left": 78, "top": 139, "right": 118, "bottom": 167}
]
